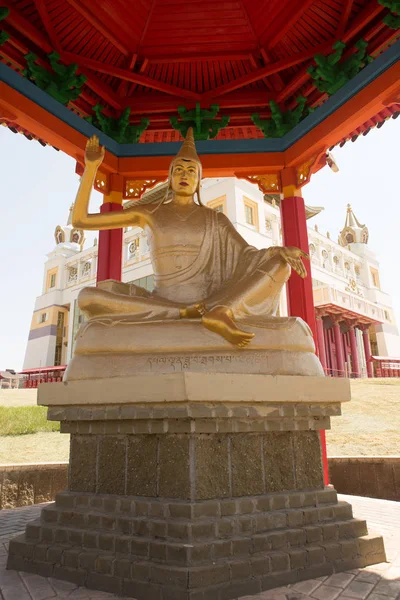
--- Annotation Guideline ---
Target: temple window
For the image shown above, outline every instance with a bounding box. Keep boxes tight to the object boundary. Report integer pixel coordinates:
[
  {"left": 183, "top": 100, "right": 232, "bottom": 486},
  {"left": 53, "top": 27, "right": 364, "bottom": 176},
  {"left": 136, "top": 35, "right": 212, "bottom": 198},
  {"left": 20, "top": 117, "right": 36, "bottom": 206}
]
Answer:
[
  {"left": 39, "top": 312, "right": 48, "bottom": 324},
  {"left": 243, "top": 197, "right": 259, "bottom": 229},
  {"left": 345, "top": 232, "right": 354, "bottom": 244},
  {"left": 128, "top": 239, "right": 140, "bottom": 259},
  {"left": 208, "top": 195, "right": 226, "bottom": 214},
  {"left": 322, "top": 250, "right": 328, "bottom": 268},
  {"left": 68, "top": 266, "right": 78, "bottom": 282},
  {"left": 50, "top": 273, "right": 56, "bottom": 288},
  {"left": 82, "top": 261, "right": 91, "bottom": 277},
  {"left": 245, "top": 205, "right": 254, "bottom": 224},
  {"left": 142, "top": 236, "right": 150, "bottom": 254},
  {"left": 128, "top": 275, "right": 155, "bottom": 292},
  {"left": 309, "top": 243, "right": 316, "bottom": 256},
  {"left": 370, "top": 267, "right": 380, "bottom": 288},
  {"left": 55, "top": 229, "right": 64, "bottom": 244},
  {"left": 265, "top": 219, "right": 272, "bottom": 232}
]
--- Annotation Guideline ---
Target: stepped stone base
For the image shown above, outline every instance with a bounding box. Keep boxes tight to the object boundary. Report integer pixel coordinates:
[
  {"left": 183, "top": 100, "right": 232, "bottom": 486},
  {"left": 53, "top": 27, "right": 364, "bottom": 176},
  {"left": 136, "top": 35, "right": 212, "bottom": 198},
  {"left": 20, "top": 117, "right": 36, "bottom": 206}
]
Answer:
[
  {"left": 8, "top": 488, "right": 385, "bottom": 600},
  {"left": 7, "top": 374, "right": 385, "bottom": 598}
]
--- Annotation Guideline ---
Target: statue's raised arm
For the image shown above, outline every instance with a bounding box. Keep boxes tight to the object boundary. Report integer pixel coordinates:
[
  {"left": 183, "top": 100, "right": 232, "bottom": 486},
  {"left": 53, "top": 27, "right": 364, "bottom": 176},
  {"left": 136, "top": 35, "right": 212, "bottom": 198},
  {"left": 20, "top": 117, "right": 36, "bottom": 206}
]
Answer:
[{"left": 72, "top": 135, "right": 148, "bottom": 230}]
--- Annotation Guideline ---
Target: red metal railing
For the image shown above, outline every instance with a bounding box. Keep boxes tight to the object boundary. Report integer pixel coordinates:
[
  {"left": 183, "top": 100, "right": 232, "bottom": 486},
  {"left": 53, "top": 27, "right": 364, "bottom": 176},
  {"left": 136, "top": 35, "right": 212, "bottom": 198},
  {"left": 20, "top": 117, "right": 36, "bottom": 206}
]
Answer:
[
  {"left": 19, "top": 366, "right": 67, "bottom": 387},
  {"left": 323, "top": 361, "right": 400, "bottom": 378}
]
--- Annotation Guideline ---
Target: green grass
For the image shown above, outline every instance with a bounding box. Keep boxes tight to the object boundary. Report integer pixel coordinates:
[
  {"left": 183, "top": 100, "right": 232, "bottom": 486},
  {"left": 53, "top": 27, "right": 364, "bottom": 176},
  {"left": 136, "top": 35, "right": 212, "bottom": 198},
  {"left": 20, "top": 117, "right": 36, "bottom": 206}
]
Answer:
[{"left": 0, "top": 406, "right": 60, "bottom": 436}]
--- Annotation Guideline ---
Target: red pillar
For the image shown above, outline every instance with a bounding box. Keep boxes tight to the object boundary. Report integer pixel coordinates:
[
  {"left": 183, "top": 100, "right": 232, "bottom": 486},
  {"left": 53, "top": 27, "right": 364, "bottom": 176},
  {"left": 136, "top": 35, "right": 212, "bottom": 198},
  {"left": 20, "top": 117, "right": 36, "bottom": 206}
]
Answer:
[
  {"left": 96, "top": 202, "right": 123, "bottom": 284},
  {"left": 332, "top": 321, "right": 345, "bottom": 377},
  {"left": 316, "top": 317, "right": 328, "bottom": 373},
  {"left": 280, "top": 195, "right": 317, "bottom": 343},
  {"left": 362, "top": 327, "right": 374, "bottom": 378},
  {"left": 280, "top": 178, "right": 327, "bottom": 484},
  {"left": 325, "top": 327, "right": 334, "bottom": 376},
  {"left": 348, "top": 326, "right": 361, "bottom": 378}
]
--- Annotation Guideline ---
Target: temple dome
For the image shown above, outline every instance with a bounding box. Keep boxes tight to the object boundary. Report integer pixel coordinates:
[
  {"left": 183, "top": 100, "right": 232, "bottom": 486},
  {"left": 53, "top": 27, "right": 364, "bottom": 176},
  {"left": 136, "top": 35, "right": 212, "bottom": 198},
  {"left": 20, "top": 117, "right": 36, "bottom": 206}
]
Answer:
[{"left": 339, "top": 204, "right": 369, "bottom": 246}]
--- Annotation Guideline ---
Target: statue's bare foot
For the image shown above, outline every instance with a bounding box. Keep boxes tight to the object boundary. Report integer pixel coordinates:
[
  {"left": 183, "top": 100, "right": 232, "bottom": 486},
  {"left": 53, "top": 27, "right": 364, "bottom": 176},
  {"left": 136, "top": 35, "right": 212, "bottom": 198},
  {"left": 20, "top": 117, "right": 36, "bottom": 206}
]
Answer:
[
  {"left": 180, "top": 304, "right": 204, "bottom": 319},
  {"left": 202, "top": 306, "right": 255, "bottom": 347}
]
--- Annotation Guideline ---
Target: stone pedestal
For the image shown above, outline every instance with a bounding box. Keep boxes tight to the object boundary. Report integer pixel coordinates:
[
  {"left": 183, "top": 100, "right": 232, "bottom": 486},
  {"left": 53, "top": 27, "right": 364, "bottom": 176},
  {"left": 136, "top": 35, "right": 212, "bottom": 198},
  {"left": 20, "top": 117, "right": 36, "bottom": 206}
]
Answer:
[{"left": 8, "top": 374, "right": 385, "bottom": 600}]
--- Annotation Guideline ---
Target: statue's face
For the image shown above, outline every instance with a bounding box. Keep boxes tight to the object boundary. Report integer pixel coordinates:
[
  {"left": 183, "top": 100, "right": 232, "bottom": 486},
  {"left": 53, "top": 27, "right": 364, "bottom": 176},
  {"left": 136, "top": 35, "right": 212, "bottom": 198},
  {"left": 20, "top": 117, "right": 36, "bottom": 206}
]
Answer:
[{"left": 170, "top": 159, "right": 199, "bottom": 196}]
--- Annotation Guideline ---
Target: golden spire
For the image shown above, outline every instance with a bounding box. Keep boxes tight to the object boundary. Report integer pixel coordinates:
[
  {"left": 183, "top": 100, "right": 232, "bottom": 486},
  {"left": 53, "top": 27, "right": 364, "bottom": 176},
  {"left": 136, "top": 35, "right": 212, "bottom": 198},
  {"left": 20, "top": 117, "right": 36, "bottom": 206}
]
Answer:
[{"left": 175, "top": 127, "right": 201, "bottom": 166}]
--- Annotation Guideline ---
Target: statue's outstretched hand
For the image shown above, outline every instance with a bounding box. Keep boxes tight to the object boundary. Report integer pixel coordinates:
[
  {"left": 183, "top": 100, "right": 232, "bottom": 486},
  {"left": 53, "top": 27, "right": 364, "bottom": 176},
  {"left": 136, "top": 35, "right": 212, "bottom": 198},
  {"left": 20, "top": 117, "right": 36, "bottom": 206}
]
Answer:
[
  {"left": 85, "top": 135, "right": 105, "bottom": 167},
  {"left": 278, "top": 246, "right": 309, "bottom": 279}
]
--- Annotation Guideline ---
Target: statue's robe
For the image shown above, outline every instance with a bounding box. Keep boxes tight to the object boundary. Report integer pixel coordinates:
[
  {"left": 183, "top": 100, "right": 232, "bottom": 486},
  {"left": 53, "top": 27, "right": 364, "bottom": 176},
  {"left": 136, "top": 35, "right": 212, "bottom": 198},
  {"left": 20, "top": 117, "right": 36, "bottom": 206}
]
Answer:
[{"left": 78, "top": 208, "right": 290, "bottom": 321}]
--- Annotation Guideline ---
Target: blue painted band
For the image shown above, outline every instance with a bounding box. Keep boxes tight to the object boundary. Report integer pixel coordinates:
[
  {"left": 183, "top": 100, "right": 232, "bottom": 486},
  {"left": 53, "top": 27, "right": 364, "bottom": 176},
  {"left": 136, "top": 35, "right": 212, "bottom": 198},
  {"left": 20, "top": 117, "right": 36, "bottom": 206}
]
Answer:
[
  {"left": 28, "top": 325, "right": 57, "bottom": 340},
  {"left": 1, "top": 38, "right": 399, "bottom": 157}
]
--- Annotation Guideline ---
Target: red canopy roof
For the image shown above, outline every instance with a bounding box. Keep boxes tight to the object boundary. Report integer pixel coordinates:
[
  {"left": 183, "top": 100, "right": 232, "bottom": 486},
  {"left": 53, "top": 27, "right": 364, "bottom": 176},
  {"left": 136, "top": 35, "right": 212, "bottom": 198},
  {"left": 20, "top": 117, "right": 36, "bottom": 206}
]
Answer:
[{"left": 1, "top": 0, "right": 399, "bottom": 140}]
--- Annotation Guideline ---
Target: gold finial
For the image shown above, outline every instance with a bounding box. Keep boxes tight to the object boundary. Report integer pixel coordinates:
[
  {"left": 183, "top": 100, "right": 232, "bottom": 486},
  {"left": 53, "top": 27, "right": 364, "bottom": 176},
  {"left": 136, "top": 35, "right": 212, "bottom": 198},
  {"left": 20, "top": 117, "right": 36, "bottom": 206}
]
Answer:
[
  {"left": 175, "top": 127, "right": 201, "bottom": 166},
  {"left": 67, "top": 203, "right": 74, "bottom": 225},
  {"left": 347, "top": 203, "right": 352, "bottom": 212}
]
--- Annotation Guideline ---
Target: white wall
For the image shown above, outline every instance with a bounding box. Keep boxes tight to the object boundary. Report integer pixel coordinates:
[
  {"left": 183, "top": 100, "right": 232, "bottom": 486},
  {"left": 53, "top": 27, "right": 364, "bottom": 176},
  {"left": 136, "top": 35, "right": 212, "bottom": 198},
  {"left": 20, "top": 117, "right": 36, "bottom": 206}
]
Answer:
[{"left": 23, "top": 334, "right": 56, "bottom": 369}]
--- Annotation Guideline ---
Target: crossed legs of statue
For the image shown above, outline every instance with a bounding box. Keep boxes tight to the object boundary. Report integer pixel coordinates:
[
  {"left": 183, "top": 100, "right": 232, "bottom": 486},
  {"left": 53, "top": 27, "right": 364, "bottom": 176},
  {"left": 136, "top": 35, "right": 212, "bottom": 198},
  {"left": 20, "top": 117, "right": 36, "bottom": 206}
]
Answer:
[
  {"left": 78, "top": 287, "right": 182, "bottom": 321},
  {"left": 196, "top": 254, "right": 291, "bottom": 347},
  {"left": 78, "top": 255, "right": 290, "bottom": 346}
]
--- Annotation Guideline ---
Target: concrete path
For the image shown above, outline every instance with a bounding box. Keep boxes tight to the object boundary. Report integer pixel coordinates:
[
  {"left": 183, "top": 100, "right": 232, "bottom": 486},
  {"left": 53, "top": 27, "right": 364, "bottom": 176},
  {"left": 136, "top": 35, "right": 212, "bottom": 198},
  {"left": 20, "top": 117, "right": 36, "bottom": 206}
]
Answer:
[{"left": 0, "top": 494, "right": 399, "bottom": 599}]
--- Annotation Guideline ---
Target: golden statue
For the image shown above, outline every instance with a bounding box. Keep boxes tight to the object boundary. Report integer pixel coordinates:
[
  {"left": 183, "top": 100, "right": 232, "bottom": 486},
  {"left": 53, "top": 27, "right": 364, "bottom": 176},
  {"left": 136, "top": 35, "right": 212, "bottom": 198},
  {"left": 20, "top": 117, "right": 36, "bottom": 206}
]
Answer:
[{"left": 73, "top": 130, "right": 308, "bottom": 347}]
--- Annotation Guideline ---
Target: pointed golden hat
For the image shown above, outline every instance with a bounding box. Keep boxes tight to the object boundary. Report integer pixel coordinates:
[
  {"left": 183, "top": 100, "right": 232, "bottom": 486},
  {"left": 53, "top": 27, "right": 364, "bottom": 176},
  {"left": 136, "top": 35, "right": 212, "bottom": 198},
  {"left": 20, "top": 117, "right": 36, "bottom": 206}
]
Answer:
[
  {"left": 175, "top": 127, "right": 201, "bottom": 165},
  {"left": 167, "top": 127, "right": 204, "bottom": 206}
]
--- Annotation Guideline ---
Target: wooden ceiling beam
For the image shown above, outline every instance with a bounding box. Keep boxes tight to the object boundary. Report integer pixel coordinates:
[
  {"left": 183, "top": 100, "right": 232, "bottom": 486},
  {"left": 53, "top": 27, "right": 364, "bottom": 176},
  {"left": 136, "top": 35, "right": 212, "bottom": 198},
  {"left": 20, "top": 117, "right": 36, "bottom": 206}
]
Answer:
[
  {"left": 260, "top": 48, "right": 285, "bottom": 91},
  {"left": 32, "top": 0, "right": 62, "bottom": 53},
  {"left": 337, "top": 0, "right": 355, "bottom": 38},
  {"left": 0, "top": 13, "right": 123, "bottom": 111},
  {"left": 64, "top": 0, "right": 130, "bottom": 56},
  {"left": 370, "top": 28, "right": 400, "bottom": 57},
  {"left": 201, "top": 40, "right": 335, "bottom": 100},
  {"left": 1, "top": 24, "right": 30, "bottom": 56},
  {"left": 62, "top": 52, "right": 201, "bottom": 101},
  {"left": 342, "top": 2, "right": 384, "bottom": 43},
  {"left": 145, "top": 51, "right": 255, "bottom": 64},
  {"left": 277, "top": 4, "right": 385, "bottom": 106},
  {"left": 124, "top": 90, "right": 278, "bottom": 114},
  {"left": 1, "top": 0, "right": 52, "bottom": 53},
  {"left": 256, "top": 0, "right": 293, "bottom": 47},
  {"left": 265, "top": 0, "right": 316, "bottom": 50},
  {"left": 75, "top": 68, "right": 122, "bottom": 111},
  {"left": 0, "top": 44, "right": 26, "bottom": 70},
  {"left": 117, "top": 54, "right": 137, "bottom": 96}
]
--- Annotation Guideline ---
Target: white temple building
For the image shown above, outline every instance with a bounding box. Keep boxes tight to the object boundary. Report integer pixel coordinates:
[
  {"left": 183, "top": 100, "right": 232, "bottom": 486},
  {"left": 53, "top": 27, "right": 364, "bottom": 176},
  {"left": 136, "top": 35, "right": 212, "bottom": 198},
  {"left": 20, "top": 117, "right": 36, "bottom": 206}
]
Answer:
[{"left": 23, "top": 178, "right": 400, "bottom": 377}]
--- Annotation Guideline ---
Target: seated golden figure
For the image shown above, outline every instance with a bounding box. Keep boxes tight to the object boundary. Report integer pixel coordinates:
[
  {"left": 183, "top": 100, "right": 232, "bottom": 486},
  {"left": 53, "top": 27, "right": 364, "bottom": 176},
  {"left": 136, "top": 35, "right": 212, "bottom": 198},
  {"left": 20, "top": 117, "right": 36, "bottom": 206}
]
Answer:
[{"left": 73, "top": 130, "right": 308, "bottom": 347}]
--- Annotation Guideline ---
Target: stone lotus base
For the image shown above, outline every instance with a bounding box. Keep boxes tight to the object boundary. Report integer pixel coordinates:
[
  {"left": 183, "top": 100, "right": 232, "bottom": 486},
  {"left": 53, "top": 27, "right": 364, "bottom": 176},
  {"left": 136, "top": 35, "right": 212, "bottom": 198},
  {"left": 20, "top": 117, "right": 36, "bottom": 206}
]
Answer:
[
  {"left": 7, "top": 374, "right": 385, "bottom": 599},
  {"left": 65, "top": 316, "right": 323, "bottom": 381}
]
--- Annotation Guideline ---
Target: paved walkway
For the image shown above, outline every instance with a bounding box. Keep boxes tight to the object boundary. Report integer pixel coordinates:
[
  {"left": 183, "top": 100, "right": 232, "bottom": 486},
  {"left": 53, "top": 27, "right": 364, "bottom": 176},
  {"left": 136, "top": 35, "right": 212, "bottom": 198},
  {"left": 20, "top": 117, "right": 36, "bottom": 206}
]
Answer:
[{"left": 0, "top": 495, "right": 399, "bottom": 599}]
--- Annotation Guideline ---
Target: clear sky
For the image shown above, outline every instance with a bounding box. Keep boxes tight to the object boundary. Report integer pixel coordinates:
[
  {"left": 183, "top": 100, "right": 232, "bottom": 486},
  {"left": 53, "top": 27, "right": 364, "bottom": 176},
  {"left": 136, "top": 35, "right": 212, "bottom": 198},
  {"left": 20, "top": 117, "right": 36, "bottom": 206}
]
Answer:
[{"left": 0, "top": 119, "right": 399, "bottom": 371}]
